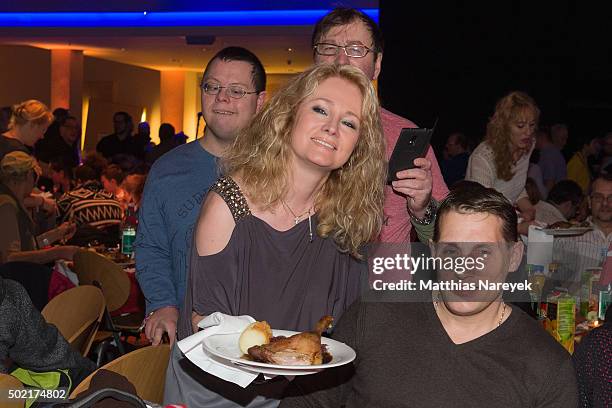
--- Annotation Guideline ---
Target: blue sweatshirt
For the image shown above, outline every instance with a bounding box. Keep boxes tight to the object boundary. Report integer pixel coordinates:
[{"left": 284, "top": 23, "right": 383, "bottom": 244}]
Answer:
[{"left": 135, "top": 141, "right": 219, "bottom": 314}]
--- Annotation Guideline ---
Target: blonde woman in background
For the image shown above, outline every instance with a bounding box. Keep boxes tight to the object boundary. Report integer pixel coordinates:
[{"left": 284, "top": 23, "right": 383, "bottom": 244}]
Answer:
[
  {"left": 0, "top": 100, "right": 56, "bottom": 215},
  {"left": 466, "top": 91, "right": 539, "bottom": 224},
  {"left": 0, "top": 100, "right": 53, "bottom": 159}
]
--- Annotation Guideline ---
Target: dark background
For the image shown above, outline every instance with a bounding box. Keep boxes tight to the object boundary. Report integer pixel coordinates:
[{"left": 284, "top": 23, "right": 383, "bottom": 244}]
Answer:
[{"left": 379, "top": 1, "right": 612, "bottom": 159}]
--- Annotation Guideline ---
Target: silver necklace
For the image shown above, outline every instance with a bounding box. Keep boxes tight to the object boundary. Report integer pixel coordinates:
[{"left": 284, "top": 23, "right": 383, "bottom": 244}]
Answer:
[
  {"left": 433, "top": 292, "right": 507, "bottom": 328},
  {"left": 280, "top": 199, "right": 314, "bottom": 242},
  {"left": 280, "top": 199, "right": 313, "bottom": 225}
]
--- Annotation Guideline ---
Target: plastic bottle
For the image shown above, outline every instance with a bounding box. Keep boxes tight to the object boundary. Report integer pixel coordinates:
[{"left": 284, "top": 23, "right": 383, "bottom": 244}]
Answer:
[{"left": 121, "top": 202, "right": 137, "bottom": 258}]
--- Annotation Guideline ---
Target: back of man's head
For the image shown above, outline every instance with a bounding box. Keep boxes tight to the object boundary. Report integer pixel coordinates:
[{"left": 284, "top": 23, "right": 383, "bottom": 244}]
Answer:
[
  {"left": 311, "top": 8, "right": 384, "bottom": 54},
  {"left": 159, "top": 123, "right": 175, "bottom": 142},
  {"left": 547, "top": 180, "right": 583, "bottom": 206},
  {"left": 75, "top": 165, "right": 98, "bottom": 184},
  {"left": 434, "top": 181, "right": 518, "bottom": 242},
  {"left": 203, "top": 46, "right": 266, "bottom": 93}
]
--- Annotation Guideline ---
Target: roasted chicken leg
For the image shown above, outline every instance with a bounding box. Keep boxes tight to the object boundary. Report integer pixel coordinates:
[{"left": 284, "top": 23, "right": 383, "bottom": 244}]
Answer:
[{"left": 247, "top": 316, "right": 333, "bottom": 365}]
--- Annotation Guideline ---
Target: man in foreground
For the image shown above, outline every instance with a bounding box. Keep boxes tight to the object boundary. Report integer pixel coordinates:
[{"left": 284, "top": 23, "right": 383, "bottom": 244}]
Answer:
[{"left": 281, "top": 182, "right": 577, "bottom": 407}]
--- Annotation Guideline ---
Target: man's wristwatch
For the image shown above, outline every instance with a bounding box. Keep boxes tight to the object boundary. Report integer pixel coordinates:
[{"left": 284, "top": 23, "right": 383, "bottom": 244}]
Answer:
[{"left": 408, "top": 199, "right": 437, "bottom": 225}]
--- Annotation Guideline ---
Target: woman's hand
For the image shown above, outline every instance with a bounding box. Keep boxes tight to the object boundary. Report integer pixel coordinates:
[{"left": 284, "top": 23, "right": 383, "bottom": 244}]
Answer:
[{"left": 192, "top": 312, "right": 205, "bottom": 333}]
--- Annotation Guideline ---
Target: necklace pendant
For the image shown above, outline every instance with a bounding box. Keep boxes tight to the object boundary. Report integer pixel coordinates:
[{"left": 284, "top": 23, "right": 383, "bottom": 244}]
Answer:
[{"left": 294, "top": 218, "right": 299, "bottom": 225}]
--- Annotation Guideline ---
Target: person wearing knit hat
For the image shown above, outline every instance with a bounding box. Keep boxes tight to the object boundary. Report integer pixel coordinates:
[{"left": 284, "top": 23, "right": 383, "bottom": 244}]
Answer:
[
  {"left": 0, "top": 150, "right": 41, "bottom": 179},
  {"left": 0, "top": 151, "right": 78, "bottom": 265}
]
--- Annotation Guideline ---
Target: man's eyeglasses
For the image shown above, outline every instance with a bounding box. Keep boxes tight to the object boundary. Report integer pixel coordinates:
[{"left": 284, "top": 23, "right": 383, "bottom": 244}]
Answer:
[
  {"left": 313, "top": 43, "right": 373, "bottom": 58},
  {"left": 200, "top": 82, "right": 258, "bottom": 99},
  {"left": 590, "top": 193, "right": 612, "bottom": 204}
]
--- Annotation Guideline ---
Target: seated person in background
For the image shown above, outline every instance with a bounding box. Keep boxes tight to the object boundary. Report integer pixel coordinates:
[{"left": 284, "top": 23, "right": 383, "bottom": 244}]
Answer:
[
  {"left": 101, "top": 164, "right": 127, "bottom": 206},
  {"left": 146, "top": 123, "right": 177, "bottom": 165},
  {"left": 534, "top": 179, "right": 583, "bottom": 226},
  {"left": 554, "top": 174, "right": 612, "bottom": 289},
  {"left": 0, "top": 152, "right": 78, "bottom": 264},
  {"left": 0, "top": 276, "right": 95, "bottom": 389},
  {"left": 573, "top": 305, "right": 612, "bottom": 408},
  {"left": 567, "top": 135, "right": 601, "bottom": 194},
  {"left": 466, "top": 91, "right": 539, "bottom": 222},
  {"left": 440, "top": 131, "right": 470, "bottom": 187},
  {"left": 121, "top": 173, "right": 146, "bottom": 211},
  {"left": 81, "top": 151, "right": 108, "bottom": 180},
  {"left": 49, "top": 158, "right": 75, "bottom": 198},
  {"left": 281, "top": 182, "right": 577, "bottom": 408},
  {"left": 57, "top": 165, "right": 123, "bottom": 229}
]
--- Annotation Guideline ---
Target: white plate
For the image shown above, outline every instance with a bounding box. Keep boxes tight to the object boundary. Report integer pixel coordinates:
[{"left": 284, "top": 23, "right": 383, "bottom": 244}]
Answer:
[
  {"left": 202, "top": 329, "right": 356, "bottom": 371},
  {"left": 541, "top": 227, "right": 592, "bottom": 236},
  {"left": 231, "top": 361, "right": 322, "bottom": 376}
]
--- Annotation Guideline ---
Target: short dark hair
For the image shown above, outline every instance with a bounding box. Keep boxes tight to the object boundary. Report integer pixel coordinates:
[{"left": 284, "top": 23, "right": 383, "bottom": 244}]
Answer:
[
  {"left": 59, "top": 115, "right": 78, "bottom": 127},
  {"left": 547, "top": 180, "right": 583, "bottom": 206},
  {"left": 113, "top": 111, "right": 132, "bottom": 124},
  {"left": 434, "top": 181, "right": 518, "bottom": 242},
  {"left": 50, "top": 158, "right": 74, "bottom": 180},
  {"left": 202, "top": 46, "right": 266, "bottom": 93},
  {"left": 159, "top": 123, "right": 175, "bottom": 141},
  {"left": 101, "top": 164, "right": 125, "bottom": 184},
  {"left": 74, "top": 165, "right": 98, "bottom": 183},
  {"left": 311, "top": 8, "right": 384, "bottom": 55},
  {"left": 591, "top": 173, "right": 612, "bottom": 194}
]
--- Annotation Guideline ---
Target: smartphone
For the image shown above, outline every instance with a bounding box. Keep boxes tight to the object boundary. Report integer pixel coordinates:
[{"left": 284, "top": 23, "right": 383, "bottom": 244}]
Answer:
[{"left": 387, "top": 122, "right": 436, "bottom": 184}]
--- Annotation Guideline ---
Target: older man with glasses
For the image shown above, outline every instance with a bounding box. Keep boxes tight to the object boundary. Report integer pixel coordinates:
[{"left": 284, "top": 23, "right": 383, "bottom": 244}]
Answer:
[
  {"left": 311, "top": 8, "right": 448, "bottom": 243},
  {"left": 135, "top": 46, "right": 266, "bottom": 350},
  {"left": 553, "top": 174, "right": 612, "bottom": 292}
]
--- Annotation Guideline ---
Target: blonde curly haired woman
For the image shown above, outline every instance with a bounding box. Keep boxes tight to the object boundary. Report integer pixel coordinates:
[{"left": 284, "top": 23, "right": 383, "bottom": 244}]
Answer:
[
  {"left": 166, "top": 63, "right": 386, "bottom": 407},
  {"left": 466, "top": 91, "right": 539, "bottom": 224}
]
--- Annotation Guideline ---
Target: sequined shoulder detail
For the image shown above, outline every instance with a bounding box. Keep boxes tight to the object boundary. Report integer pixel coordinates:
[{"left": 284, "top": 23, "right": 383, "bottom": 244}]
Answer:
[{"left": 210, "top": 176, "right": 251, "bottom": 222}]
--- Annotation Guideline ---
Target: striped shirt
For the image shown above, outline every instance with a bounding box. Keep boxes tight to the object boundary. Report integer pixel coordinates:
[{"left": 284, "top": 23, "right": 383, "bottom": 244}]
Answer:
[{"left": 553, "top": 221, "right": 611, "bottom": 289}]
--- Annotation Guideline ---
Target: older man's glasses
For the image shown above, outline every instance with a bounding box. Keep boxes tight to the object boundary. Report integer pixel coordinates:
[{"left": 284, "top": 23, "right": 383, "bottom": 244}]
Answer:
[
  {"left": 591, "top": 193, "right": 612, "bottom": 204},
  {"left": 201, "top": 82, "right": 258, "bottom": 99},
  {"left": 314, "top": 43, "right": 372, "bottom": 58}
]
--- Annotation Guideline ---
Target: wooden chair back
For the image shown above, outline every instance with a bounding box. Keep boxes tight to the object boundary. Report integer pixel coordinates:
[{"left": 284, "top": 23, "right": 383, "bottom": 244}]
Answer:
[
  {"left": 73, "top": 249, "right": 131, "bottom": 312},
  {"left": 41, "top": 285, "right": 105, "bottom": 356},
  {"left": 0, "top": 373, "right": 24, "bottom": 408},
  {"left": 70, "top": 344, "right": 171, "bottom": 404}
]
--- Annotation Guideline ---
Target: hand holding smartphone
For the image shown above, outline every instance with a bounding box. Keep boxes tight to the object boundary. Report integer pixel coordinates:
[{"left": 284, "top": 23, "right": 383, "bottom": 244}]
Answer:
[{"left": 387, "top": 120, "right": 437, "bottom": 184}]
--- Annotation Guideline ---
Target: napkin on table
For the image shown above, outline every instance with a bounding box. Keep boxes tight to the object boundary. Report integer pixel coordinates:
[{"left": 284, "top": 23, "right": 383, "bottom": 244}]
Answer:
[{"left": 177, "top": 312, "right": 261, "bottom": 388}]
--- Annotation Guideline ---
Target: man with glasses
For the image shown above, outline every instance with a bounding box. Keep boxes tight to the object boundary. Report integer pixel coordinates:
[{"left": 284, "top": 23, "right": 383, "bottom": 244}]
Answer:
[
  {"left": 135, "top": 47, "right": 266, "bottom": 348},
  {"left": 554, "top": 174, "right": 612, "bottom": 292},
  {"left": 312, "top": 8, "right": 448, "bottom": 243}
]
